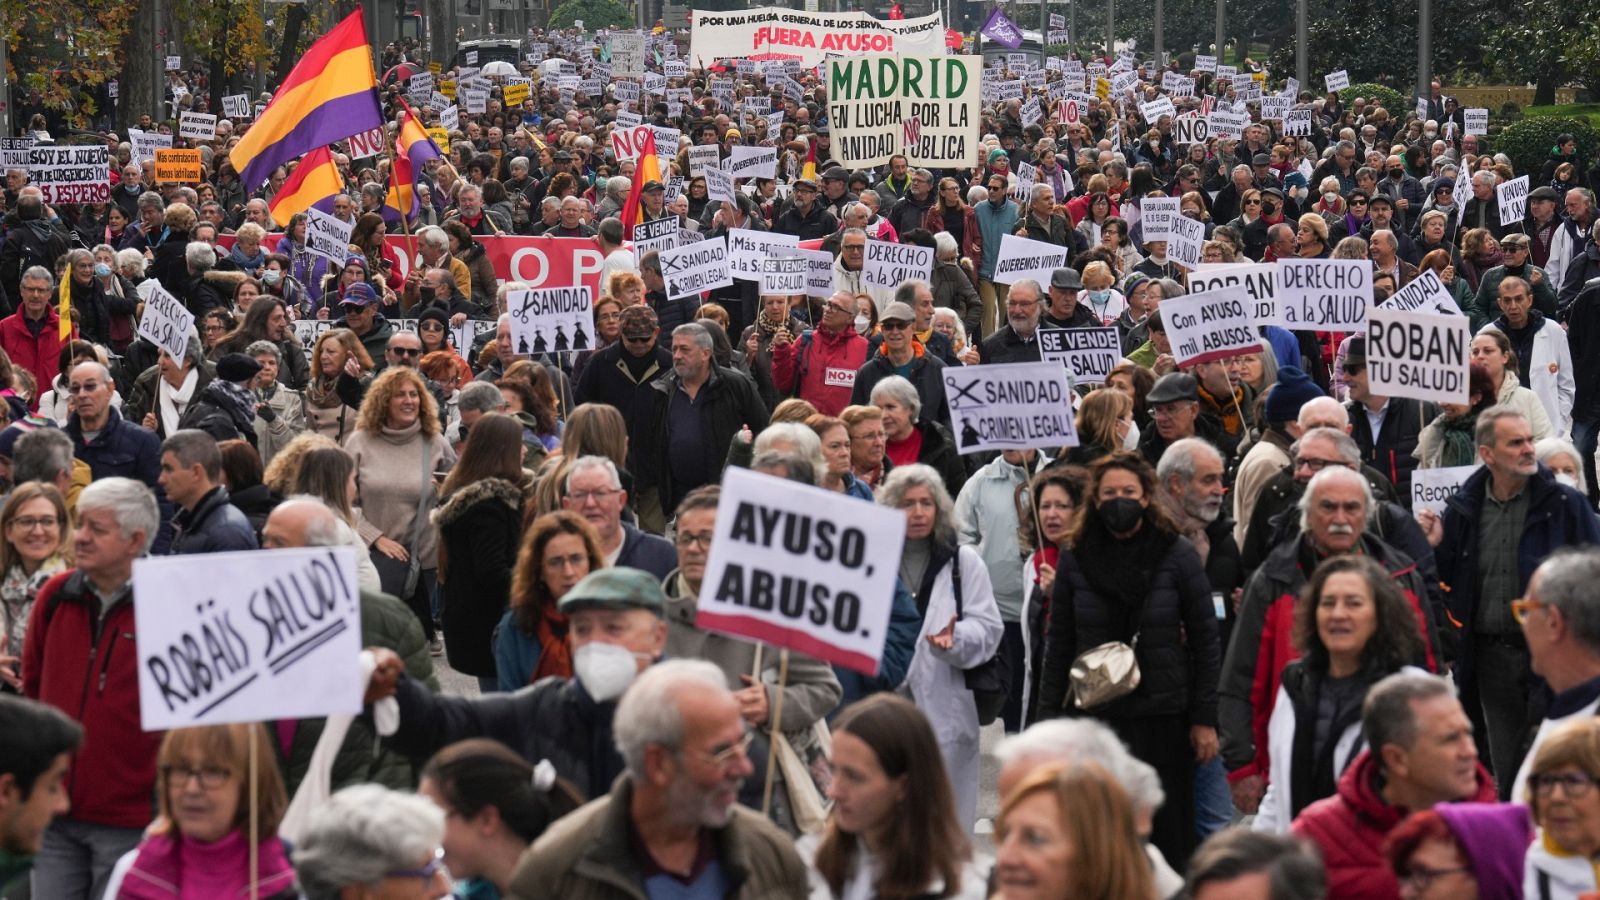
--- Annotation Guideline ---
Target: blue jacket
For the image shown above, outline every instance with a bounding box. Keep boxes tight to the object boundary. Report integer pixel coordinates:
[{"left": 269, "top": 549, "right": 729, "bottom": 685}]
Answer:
[
  {"left": 832, "top": 576, "right": 921, "bottom": 709},
  {"left": 1438, "top": 463, "right": 1600, "bottom": 685},
  {"left": 66, "top": 408, "right": 174, "bottom": 553},
  {"left": 975, "top": 198, "right": 1021, "bottom": 280},
  {"left": 615, "top": 525, "right": 676, "bottom": 581},
  {"left": 169, "top": 486, "right": 258, "bottom": 555},
  {"left": 493, "top": 608, "right": 540, "bottom": 693}
]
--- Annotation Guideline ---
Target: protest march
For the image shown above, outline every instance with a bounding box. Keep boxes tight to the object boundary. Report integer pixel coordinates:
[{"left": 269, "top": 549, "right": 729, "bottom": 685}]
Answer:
[{"left": 8, "top": 1, "right": 1600, "bottom": 898}]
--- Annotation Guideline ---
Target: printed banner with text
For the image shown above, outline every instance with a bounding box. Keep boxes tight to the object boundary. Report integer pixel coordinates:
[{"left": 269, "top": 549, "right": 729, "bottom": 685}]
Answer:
[
  {"left": 689, "top": 7, "right": 945, "bottom": 67},
  {"left": 826, "top": 55, "right": 982, "bottom": 168}
]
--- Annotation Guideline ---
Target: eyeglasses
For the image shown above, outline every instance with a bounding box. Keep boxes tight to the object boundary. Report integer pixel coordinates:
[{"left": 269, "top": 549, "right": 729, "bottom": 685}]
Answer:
[
  {"left": 162, "top": 764, "right": 232, "bottom": 789},
  {"left": 568, "top": 488, "right": 620, "bottom": 504},
  {"left": 681, "top": 730, "right": 755, "bottom": 768},
  {"left": 9, "top": 516, "right": 59, "bottom": 531},
  {"left": 66, "top": 382, "right": 103, "bottom": 395},
  {"left": 1511, "top": 597, "right": 1549, "bottom": 625},
  {"left": 1294, "top": 457, "right": 1347, "bottom": 472},
  {"left": 675, "top": 531, "right": 713, "bottom": 549},
  {"left": 1530, "top": 771, "right": 1599, "bottom": 798},
  {"left": 842, "top": 244, "right": 865, "bottom": 252},
  {"left": 385, "top": 848, "right": 446, "bottom": 882},
  {"left": 1400, "top": 866, "right": 1471, "bottom": 893}
]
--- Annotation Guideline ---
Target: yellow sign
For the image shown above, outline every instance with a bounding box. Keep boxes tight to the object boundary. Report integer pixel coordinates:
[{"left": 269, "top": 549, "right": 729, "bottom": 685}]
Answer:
[
  {"left": 502, "top": 82, "right": 530, "bottom": 107},
  {"left": 426, "top": 127, "right": 450, "bottom": 153},
  {"left": 1095, "top": 78, "right": 1111, "bottom": 102},
  {"left": 152, "top": 148, "right": 203, "bottom": 183},
  {"left": 428, "top": 61, "right": 442, "bottom": 75},
  {"left": 439, "top": 80, "right": 457, "bottom": 99}
]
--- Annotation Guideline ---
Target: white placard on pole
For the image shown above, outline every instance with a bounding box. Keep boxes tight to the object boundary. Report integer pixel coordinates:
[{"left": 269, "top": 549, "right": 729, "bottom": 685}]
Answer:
[
  {"left": 506, "top": 286, "right": 596, "bottom": 355},
  {"left": 941, "top": 361, "right": 1079, "bottom": 454}
]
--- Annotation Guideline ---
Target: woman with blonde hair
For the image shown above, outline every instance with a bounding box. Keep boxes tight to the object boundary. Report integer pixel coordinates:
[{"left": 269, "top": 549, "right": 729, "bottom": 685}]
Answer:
[
  {"left": 993, "top": 762, "right": 1156, "bottom": 900},
  {"left": 303, "top": 328, "right": 372, "bottom": 442},
  {"left": 104, "top": 724, "right": 295, "bottom": 898},
  {"left": 1079, "top": 260, "right": 1127, "bottom": 327},
  {"left": 494, "top": 511, "right": 606, "bottom": 691},
  {"left": 605, "top": 271, "right": 644, "bottom": 307},
  {"left": 1066, "top": 388, "right": 1135, "bottom": 465},
  {"left": 530, "top": 402, "right": 629, "bottom": 518},
  {"left": 345, "top": 367, "right": 458, "bottom": 649}
]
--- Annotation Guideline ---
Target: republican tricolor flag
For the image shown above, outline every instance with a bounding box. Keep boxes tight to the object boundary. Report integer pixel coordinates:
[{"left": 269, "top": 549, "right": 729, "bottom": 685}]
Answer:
[{"left": 385, "top": 102, "right": 443, "bottom": 223}]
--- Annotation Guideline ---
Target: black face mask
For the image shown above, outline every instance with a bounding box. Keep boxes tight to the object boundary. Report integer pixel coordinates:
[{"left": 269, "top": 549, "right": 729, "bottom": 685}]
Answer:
[
  {"left": 1262, "top": 202, "right": 1277, "bottom": 217},
  {"left": 1100, "top": 497, "right": 1144, "bottom": 533},
  {"left": 1389, "top": 169, "right": 1404, "bottom": 179}
]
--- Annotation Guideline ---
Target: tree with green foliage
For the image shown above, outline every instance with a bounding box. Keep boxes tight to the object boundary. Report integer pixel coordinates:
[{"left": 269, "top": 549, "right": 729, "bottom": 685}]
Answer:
[
  {"left": 1490, "top": 116, "right": 1600, "bottom": 181},
  {"left": 548, "top": 0, "right": 632, "bottom": 30}
]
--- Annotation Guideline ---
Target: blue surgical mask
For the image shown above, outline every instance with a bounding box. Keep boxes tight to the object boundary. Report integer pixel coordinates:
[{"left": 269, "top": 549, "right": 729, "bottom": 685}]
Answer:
[
  {"left": 93, "top": 263, "right": 112, "bottom": 278},
  {"left": 262, "top": 269, "right": 282, "bottom": 286},
  {"left": 1089, "top": 289, "right": 1112, "bottom": 303}
]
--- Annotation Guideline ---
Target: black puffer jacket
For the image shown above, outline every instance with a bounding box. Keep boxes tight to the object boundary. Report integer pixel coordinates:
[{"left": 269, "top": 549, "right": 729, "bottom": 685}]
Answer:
[
  {"left": 1039, "top": 530, "right": 1221, "bottom": 724},
  {"left": 434, "top": 477, "right": 525, "bottom": 678},
  {"left": 387, "top": 672, "right": 625, "bottom": 802}
]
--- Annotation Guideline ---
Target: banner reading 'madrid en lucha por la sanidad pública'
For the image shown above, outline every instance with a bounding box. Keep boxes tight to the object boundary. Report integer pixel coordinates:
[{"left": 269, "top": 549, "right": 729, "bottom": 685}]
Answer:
[{"left": 688, "top": 7, "right": 946, "bottom": 67}]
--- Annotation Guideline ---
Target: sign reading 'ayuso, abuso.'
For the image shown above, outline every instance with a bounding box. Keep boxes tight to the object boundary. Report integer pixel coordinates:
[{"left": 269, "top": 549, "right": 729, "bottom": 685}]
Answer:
[
  {"left": 826, "top": 55, "right": 983, "bottom": 168},
  {"left": 691, "top": 8, "right": 946, "bottom": 66}
]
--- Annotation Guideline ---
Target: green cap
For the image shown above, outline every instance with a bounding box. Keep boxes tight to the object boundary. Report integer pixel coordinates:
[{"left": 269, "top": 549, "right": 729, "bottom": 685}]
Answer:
[{"left": 556, "top": 568, "right": 667, "bottom": 616}]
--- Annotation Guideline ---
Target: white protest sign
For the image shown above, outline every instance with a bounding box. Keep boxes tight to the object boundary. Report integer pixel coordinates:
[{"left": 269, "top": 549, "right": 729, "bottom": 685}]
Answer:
[
  {"left": 165, "top": 55, "right": 182, "bottom": 71},
  {"left": 610, "top": 31, "right": 646, "bottom": 75},
  {"left": 761, "top": 254, "right": 808, "bottom": 295},
  {"left": 1366, "top": 305, "right": 1470, "bottom": 405},
  {"left": 1261, "top": 95, "right": 1291, "bottom": 121},
  {"left": 129, "top": 129, "right": 171, "bottom": 165},
  {"left": 1207, "top": 109, "right": 1247, "bottom": 141},
  {"left": 825, "top": 55, "right": 983, "bottom": 168},
  {"left": 688, "top": 144, "right": 722, "bottom": 178},
  {"left": 942, "top": 361, "right": 1078, "bottom": 455},
  {"left": 992, "top": 234, "right": 1070, "bottom": 286},
  {"left": 222, "top": 94, "right": 252, "bottom": 118},
  {"left": 134, "top": 548, "right": 363, "bottom": 730},
  {"left": 615, "top": 110, "right": 643, "bottom": 129},
  {"left": 660, "top": 237, "right": 734, "bottom": 299},
  {"left": 0, "top": 137, "right": 32, "bottom": 171},
  {"left": 1166, "top": 215, "right": 1205, "bottom": 269},
  {"left": 1188, "top": 262, "right": 1281, "bottom": 327},
  {"left": 1324, "top": 69, "right": 1350, "bottom": 92},
  {"left": 727, "top": 146, "right": 777, "bottom": 180},
  {"left": 1161, "top": 286, "right": 1261, "bottom": 366},
  {"left": 1382, "top": 268, "right": 1462, "bottom": 316},
  {"left": 1139, "top": 96, "right": 1176, "bottom": 123},
  {"left": 1498, "top": 175, "right": 1529, "bottom": 226},
  {"left": 1139, "top": 197, "right": 1181, "bottom": 242},
  {"left": 1276, "top": 258, "right": 1371, "bottom": 329},
  {"left": 695, "top": 467, "right": 903, "bottom": 676},
  {"left": 462, "top": 88, "right": 489, "bottom": 114},
  {"left": 705, "top": 165, "right": 736, "bottom": 203},
  {"left": 632, "top": 217, "right": 681, "bottom": 263},
  {"left": 304, "top": 208, "right": 355, "bottom": 266},
  {"left": 728, "top": 229, "right": 799, "bottom": 282},
  {"left": 1464, "top": 108, "right": 1488, "bottom": 136},
  {"left": 861, "top": 239, "right": 933, "bottom": 291},
  {"left": 613, "top": 81, "right": 641, "bottom": 105},
  {"left": 1195, "top": 54, "right": 1218, "bottom": 73},
  {"left": 1283, "top": 108, "right": 1313, "bottom": 137},
  {"left": 1172, "top": 113, "right": 1209, "bottom": 145},
  {"left": 1411, "top": 466, "right": 1479, "bottom": 518},
  {"left": 177, "top": 111, "right": 217, "bottom": 141},
  {"left": 1039, "top": 327, "right": 1121, "bottom": 385},
  {"left": 136, "top": 282, "right": 196, "bottom": 362},
  {"left": 438, "top": 105, "right": 459, "bottom": 132},
  {"left": 793, "top": 248, "right": 836, "bottom": 299},
  {"left": 506, "top": 286, "right": 596, "bottom": 355},
  {"left": 346, "top": 126, "right": 388, "bottom": 160},
  {"left": 27, "top": 145, "right": 109, "bottom": 204}
]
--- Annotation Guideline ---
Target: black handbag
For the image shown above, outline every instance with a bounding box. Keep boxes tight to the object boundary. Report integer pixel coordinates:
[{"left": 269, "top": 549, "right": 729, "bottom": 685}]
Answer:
[{"left": 952, "top": 548, "right": 1011, "bottom": 726}]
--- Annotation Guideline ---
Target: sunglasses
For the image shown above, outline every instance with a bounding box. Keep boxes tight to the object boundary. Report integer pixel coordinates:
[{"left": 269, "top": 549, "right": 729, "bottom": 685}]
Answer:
[
  {"left": 389, "top": 347, "right": 420, "bottom": 357},
  {"left": 623, "top": 334, "right": 655, "bottom": 344},
  {"left": 880, "top": 320, "right": 911, "bottom": 331}
]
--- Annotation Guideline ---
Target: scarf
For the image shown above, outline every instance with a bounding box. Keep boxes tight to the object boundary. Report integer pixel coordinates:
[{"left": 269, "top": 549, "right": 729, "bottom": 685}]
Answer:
[
  {"left": 118, "top": 831, "right": 296, "bottom": 900},
  {"left": 756, "top": 308, "right": 789, "bottom": 335},
  {"left": 157, "top": 368, "right": 200, "bottom": 436},
  {"left": 209, "top": 380, "right": 259, "bottom": 430},
  {"left": 1439, "top": 410, "right": 1481, "bottom": 467},
  {"left": 304, "top": 376, "right": 342, "bottom": 409},
  {"left": 1073, "top": 519, "right": 1177, "bottom": 642},
  {"left": 533, "top": 606, "right": 572, "bottom": 681}
]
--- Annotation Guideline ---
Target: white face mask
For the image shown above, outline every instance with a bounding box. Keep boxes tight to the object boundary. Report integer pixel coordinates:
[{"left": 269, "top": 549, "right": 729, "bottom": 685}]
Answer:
[
  {"left": 573, "top": 641, "right": 648, "bottom": 702},
  {"left": 854, "top": 314, "right": 870, "bottom": 335},
  {"left": 1122, "top": 418, "right": 1141, "bottom": 450},
  {"left": 1556, "top": 472, "right": 1580, "bottom": 490}
]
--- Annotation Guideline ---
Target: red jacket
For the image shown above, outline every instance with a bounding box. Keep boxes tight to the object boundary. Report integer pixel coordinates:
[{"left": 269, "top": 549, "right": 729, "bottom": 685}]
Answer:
[
  {"left": 1292, "top": 750, "right": 1496, "bottom": 900},
  {"left": 0, "top": 307, "right": 70, "bottom": 404},
  {"left": 22, "top": 569, "right": 163, "bottom": 829},
  {"left": 770, "top": 324, "right": 869, "bottom": 417}
]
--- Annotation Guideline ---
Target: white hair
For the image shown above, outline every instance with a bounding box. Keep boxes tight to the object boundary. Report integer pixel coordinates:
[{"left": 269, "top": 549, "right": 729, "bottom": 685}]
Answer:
[
  {"left": 293, "top": 784, "right": 445, "bottom": 900},
  {"left": 995, "top": 719, "right": 1166, "bottom": 814},
  {"left": 753, "top": 423, "right": 824, "bottom": 481},
  {"left": 566, "top": 454, "right": 622, "bottom": 492},
  {"left": 417, "top": 225, "right": 449, "bottom": 251},
  {"left": 613, "top": 659, "right": 730, "bottom": 779},
  {"left": 77, "top": 477, "right": 160, "bottom": 556}
]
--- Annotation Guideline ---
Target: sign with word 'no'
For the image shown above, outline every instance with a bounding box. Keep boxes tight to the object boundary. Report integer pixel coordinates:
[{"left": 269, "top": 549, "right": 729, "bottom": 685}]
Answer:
[
  {"left": 943, "top": 361, "right": 1078, "bottom": 454},
  {"left": 134, "top": 548, "right": 363, "bottom": 730},
  {"left": 696, "top": 467, "right": 905, "bottom": 675}
]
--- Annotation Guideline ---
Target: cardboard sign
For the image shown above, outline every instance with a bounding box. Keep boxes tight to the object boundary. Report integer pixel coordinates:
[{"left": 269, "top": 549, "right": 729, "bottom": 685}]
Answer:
[
  {"left": 1039, "top": 327, "right": 1121, "bottom": 385},
  {"left": 992, "top": 234, "right": 1069, "bottom": 287},
  {"left": 694, "top": 467, "right": 904, "bottom": 676},
  {"left": 152, "top": 148, "right": 203, "bottom": 184},
  {"left": 825, "top": 55, "right": 983, "bottom": 168},
  {"left": 221, "top": 94, "right": 252, "bottom": 118},
  {"left": 728, "top": 146, "right": 777, "bottom": 180},
  {"left": 660, "top": 236, "right": 734, "bottom": 299},
  {"left": 1324, "top": 69, "right": 1349, "bottom": 92},
  {"left": 506, "top": 285, "right": 595, "bottom": 355},
  {"left": 1366, "top": 305, "right": 1470, "bottom": 405},
  {"left": 705, "top": 165, "right": 736, "bottom": 203},
  {"left": 136, "top": 281, "right": 196, "bottom": 362},
  {"left": 861, "top": 239, "right": 933, "bottom": 291},
  {"left": 303, "top": 208, "right": 354, "bottom": 266},
  {"left": 425, "top": 127, "right": 451, "bottom": 153},
  {"left": 1464, "top": 108, "right": 1488, "bottom": 136},
  {"left": 177, "top": 111, "right": 218, "bottom": 141},
  {"left": 1161, "top": 286, "right": 1261, "bottom": 366},
  {"left": 1411, "top": 465, "right": 1479, "bottom": 517},
  {"left": 1276, "top": 259, "right": 1371, "bottom": 329},
  {"left": 1498, "top": 175, "right": 1529, "bottom": 226},
  {"left": 728, "top": 229, "right": 799, "bottom": 281},
  {"left": 943, "top": 361, "right": 1078, "bottom": 454},
  {"left": 0, "top": 137, "right": 31, "bottom": 170},
  {"left": 761, "top": 254, "right": 808, "bottom": 295},
  {"left": 134, "top": 548, "right": 364, "bottom": 730},
  {"left": 1139, "top": 197, "right": 1181, "bottom": 242},
  {"left": 27, "top": 145, "right": 109, "bottom": 204},
  {"left": 1383, "top": 268, "right": 1462, "bottom": 316},
  {"left": 1188, "top": 262, "right": 1281, "bottom": 327}
]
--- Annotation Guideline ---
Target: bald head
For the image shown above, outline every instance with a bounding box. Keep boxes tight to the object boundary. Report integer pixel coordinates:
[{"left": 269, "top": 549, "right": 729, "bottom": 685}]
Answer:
[
  {"left": 262, "top": 497, "right": 343, "bottom": 549},
  {"left": 1298, "top": 396, "right": 1350, "bottom": 432}
]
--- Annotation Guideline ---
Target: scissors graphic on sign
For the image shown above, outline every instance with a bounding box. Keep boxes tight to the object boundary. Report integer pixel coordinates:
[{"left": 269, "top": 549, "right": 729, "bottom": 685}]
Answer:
[{"left": 945, "top": 375, "right": 981, "bottom": 409}]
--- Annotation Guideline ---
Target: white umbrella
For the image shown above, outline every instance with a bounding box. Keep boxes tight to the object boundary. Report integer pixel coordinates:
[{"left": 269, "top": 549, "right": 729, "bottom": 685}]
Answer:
[{"left": 481, "top": 60, "right": 518, "bottom": 78}]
